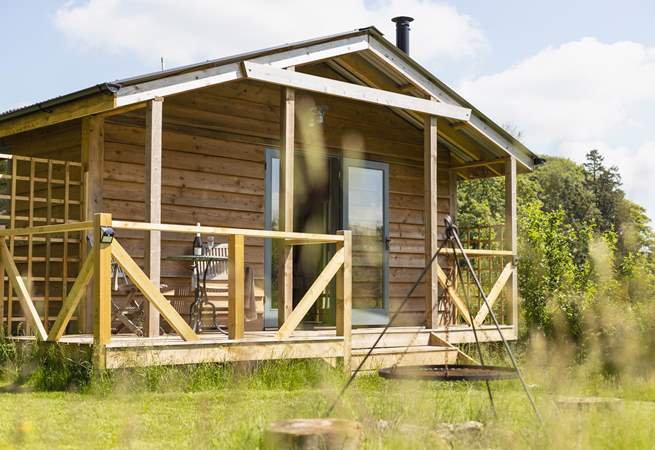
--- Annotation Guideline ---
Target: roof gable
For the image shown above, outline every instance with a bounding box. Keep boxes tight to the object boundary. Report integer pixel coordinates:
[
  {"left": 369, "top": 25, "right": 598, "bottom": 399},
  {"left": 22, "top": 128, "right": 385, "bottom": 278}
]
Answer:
[{"left": 0, "top": 27, "right": 537, "bottom": 170}]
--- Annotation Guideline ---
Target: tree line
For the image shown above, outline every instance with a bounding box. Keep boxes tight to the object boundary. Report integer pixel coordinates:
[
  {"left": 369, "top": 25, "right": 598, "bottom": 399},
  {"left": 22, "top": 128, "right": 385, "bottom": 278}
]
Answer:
[{"left": 458, "top": 150, "right": 654, "bottom": 372}]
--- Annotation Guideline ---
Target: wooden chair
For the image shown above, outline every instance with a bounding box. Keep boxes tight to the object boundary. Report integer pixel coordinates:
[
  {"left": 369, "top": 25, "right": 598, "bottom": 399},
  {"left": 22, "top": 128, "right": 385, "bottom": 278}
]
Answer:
[
  {"left": 110, "top": 265, "right": 171, "bottom": 336},
  {"left": 84, "top": 234, "right": 146, "bottom": 335}
]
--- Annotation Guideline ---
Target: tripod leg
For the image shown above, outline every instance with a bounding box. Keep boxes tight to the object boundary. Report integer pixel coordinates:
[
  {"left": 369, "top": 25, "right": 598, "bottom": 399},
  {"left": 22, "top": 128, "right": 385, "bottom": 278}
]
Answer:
[
  {"left": 324, "top": 235, "right": 452, "bottom": 417},
  {"left": 448, "top": 239, "right": 497, "bottom": 418},
  {"left": 448, "top": 221, "right": 542, "bottom": 423}
]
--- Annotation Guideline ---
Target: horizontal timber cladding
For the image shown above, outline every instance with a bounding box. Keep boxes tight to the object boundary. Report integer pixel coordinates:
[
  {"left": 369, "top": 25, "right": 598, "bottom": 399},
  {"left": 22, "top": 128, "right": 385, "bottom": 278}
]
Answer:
[
  {"left": 103, "top": 72, "right": 453, "bottom": 328},
  {"left": 0, "top": 120, "right": 82, "bottom": 163}
]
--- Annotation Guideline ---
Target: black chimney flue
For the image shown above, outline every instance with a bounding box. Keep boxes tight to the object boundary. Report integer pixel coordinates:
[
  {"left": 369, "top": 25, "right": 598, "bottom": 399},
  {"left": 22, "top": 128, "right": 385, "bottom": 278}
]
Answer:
[{"left": 392, "top": 16, "right": 414, "bottom": 54}]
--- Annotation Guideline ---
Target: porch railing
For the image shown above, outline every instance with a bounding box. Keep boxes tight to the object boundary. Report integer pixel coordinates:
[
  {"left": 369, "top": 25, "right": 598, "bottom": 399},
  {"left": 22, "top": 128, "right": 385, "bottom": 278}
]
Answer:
[
  {"left": 0, "top": 213, "right": 352, "bottom": 368},
  {"left": 436, "top": 223, "right": 517, "bottom": 331}
]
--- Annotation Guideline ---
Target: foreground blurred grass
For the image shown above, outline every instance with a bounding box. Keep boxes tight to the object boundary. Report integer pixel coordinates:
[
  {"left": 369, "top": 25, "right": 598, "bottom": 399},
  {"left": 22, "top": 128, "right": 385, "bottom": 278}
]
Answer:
[{"left": 1, "top": 354, "right": 655, "bottom": 450}]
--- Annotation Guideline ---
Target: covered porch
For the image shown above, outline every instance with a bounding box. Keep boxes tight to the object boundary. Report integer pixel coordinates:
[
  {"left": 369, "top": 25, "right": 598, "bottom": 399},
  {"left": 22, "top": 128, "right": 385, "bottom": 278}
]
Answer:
[{"left": 0, "top": 27, "right": 529, "bottom": 370}]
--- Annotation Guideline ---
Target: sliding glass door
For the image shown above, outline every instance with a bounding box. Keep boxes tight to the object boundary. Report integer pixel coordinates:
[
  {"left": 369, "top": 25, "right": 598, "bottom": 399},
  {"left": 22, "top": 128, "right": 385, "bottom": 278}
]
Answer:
[{"left": 343, "top": 159, "right": 389, "bottom": 325}]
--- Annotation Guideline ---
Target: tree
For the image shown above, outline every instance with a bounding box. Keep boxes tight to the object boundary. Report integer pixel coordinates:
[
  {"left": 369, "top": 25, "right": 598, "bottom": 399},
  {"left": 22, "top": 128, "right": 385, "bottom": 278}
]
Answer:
[
  {"left": 583, "top": 149, "right": 623, "bottom": 233},
  {"left": 518, "top": 200, "right": 591, "bottom": 338},
  {"left": 456, "top": 176, "right": 504, "bottom": 228},
  {"left": 525, "top": 157, "right": 598, "bottom": 263}
]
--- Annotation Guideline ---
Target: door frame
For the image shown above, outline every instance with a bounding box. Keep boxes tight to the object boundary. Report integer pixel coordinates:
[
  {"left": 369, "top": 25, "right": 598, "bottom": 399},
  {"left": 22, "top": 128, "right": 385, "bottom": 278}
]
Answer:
[
  {"left": 263, "top": 147, "right": 278, "bottom": 328},
  {"left": 342, "top": 158, "right": 390, "bottom": 326}
]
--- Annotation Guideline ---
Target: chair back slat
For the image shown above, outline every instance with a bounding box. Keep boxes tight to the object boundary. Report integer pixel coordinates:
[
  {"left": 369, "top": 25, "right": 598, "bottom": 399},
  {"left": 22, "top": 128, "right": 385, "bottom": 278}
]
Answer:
[{"left": 202, "top": 244, "right": 229, "bottom": 281}]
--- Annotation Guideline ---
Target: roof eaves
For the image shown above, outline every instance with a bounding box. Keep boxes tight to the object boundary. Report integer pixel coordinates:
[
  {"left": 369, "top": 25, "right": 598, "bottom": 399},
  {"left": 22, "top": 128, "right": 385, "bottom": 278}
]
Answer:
[
  {"left": 0, "top": 27, "right": 373, "bottom": 123},
  {"left": 0, "top": 83, "right": 120, "bottom": 123}
]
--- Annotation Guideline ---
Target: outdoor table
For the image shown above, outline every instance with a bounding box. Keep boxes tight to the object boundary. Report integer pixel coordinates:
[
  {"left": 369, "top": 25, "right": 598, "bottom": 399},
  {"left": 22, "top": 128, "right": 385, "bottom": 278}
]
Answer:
[{"left": 165, "top": 254, "right": 228, "bottom": 334}]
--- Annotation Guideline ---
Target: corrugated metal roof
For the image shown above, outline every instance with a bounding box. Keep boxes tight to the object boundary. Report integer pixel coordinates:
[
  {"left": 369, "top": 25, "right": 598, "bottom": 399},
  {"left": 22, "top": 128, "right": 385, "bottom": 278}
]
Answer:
[{"left": 0, "top": 83, "right": 120, "bottom": 121}]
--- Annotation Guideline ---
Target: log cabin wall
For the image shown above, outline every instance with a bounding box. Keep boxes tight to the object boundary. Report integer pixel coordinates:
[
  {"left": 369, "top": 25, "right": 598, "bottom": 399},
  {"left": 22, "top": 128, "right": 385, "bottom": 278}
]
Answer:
[
  {"left": 103, "top": 71, "right": 453, "bottom": 327},
  {"left": 0, "top": 120, "right": 82, "bottom": 162}
]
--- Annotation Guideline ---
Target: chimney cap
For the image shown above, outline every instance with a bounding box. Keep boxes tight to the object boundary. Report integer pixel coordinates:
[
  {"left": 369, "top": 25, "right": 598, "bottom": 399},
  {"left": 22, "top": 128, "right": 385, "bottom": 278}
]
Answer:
[{"left": 392, "top": 16, "right": 414, "bottom": 24}]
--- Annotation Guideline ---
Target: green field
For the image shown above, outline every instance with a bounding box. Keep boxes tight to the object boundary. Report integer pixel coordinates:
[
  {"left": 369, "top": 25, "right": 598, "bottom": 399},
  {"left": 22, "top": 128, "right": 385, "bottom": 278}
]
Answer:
[{"left": 1, "top": 355, "right": 655, "bottom": 450}]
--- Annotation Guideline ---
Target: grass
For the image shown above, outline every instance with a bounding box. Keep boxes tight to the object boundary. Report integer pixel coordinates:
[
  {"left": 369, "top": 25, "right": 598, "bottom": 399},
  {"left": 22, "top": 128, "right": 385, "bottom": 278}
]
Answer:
[{"left": 2, "top": 346, "right": 655, "bottom": 450}]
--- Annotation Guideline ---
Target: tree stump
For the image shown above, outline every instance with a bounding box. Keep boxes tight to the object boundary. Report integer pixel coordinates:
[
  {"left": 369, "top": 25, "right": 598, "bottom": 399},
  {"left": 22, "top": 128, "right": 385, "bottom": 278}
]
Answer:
[{"left": 263, "top": 419, "right": 362, "bottom": 450}]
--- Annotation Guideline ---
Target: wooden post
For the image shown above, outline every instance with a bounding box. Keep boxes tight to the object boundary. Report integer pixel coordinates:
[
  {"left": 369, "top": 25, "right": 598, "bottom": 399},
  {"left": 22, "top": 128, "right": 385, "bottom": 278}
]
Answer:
[
  {"left": 505, "top": 157, "right": 518, "bottom": 334},
  {"left": 26, "top": 160, "right": 35, "bottom": 335},
  {"left": 278, "top": 82, "right": 295, "bottom": 328},
  {"left": 6, "top": 159, "right": 16, "bottom": 335},
  {"left": 424, "top": 114, "right": 439, "bottom": 329},
  {"left": 93, "top": 213, "right": 112, "bottom": 369},
  {"left": 228, "top": 234, "right": 245, "bottom": 340},
  {"left": 144, "top": 98, "right": 163, "bottom": 337},
  {"left": 81, "top": 116, "right": 104, "bottom": 333},
  {"left": 6, "top": 158, "right": 16, "bottom": 335},
  {"left": 61, "top": 163, "right": 71, "bottom": 331},
  {"left": 45, "top": 162, "right": 53, "bottom": 332},
  {"left": 336, "top": 230, "right": 352, "bottom": 373},
  {"left": 449, "top": 166, "right": 458, "bottom": 222}
]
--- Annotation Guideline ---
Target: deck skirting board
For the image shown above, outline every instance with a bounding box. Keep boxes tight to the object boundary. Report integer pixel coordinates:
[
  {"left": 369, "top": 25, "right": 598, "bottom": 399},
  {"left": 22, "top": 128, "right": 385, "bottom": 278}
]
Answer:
[
  {"left": 8, "top": 325, "right": 515, "bottom": 369},
  {"left": 104, "top": 339, "right": 344, "bottom": 368}
]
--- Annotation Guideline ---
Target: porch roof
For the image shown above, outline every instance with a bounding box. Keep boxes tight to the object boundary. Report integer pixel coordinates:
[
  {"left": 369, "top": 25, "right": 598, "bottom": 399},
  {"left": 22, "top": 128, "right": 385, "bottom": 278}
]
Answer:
[{"left": 0, "top": 26, "right": 539, "bottom": 173}]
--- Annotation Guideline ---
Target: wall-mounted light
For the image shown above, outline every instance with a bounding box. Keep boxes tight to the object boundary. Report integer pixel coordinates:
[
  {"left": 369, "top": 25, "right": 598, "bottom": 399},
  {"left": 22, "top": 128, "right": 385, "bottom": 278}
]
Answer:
[
  {"left": 310, "top": 104, "right": 328, "bottom": 127},
  {"left": 99, "top": 226, "right": 115, "bottom": 244}
]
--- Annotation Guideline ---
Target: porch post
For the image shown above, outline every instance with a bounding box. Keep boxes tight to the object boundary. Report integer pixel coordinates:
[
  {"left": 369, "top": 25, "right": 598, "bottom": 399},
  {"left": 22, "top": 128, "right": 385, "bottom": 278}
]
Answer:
[
  {"left": 144, "top": 98, "right": 163, "bottom": 337},
  {"left": 93, "top": 213, "right": 112, "bottom": 369},
  {"left": 228, "top": 234, "right": 245, "bottom": 340},
  {"left": 449, "top": 163, "right": 458, "bottom": 222},
  {"left": 278, "top": 82, "right": 295, "bottom": 328},
  {"left": 505, "top": 157, "right": 518, "bottom": 335},
  {"left": 81, "top": 116, "right": 104, "bottom": 333},
  {"left": 424, "top": 114, "right": 439, "bottom": 329},
  {"left": 336, "top": 230, "right": 352, "bottom": 372}
]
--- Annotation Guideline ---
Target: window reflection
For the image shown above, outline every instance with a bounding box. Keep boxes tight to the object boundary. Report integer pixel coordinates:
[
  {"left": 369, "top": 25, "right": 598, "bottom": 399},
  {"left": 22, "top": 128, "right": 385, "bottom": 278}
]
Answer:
[{"left": 348, "top": 166, "right": 385, "bottom": 310}]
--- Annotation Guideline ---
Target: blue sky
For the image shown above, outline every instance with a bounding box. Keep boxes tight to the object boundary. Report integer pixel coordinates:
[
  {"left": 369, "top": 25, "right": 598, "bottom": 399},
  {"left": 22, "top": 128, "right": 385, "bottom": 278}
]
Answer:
[{"left": 1, "top": 0, "right": 654, "bottom": 219}]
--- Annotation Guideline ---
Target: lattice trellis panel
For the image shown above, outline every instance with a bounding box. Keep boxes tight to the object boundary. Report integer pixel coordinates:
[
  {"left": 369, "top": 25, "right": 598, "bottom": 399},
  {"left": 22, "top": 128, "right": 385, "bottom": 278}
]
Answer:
[{"left": 0, "top": 155, "right": 86, "bottom": 335}]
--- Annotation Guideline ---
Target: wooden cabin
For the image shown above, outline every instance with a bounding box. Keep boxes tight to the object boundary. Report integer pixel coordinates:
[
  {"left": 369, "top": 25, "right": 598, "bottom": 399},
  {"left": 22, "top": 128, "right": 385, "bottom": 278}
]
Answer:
[{"left": 0, "top": 25, "right": 538, "bottom": 370}]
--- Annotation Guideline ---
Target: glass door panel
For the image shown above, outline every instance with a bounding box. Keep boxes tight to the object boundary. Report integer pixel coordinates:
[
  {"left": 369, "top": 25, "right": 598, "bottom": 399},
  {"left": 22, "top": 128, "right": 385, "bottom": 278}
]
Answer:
[
  {"left": 343, "top": 159, "right": 389, "bottom": 325},
  {"left": 264, "top": 149, "right": 339, "bottom": 328}
]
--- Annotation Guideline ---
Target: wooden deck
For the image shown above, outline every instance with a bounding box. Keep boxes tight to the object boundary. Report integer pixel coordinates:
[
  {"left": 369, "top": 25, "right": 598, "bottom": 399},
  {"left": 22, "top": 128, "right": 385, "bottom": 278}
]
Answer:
[{"left": 14, "top": 325, "right": 515, "bottom": 370}]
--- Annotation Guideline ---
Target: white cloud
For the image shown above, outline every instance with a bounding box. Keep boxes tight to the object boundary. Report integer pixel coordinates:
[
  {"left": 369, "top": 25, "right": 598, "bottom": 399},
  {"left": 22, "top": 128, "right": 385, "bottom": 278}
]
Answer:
[
  {"left": 54, "top": 0, "right": 486, "bottom": 67},
  {"left": 6, "top": 101, "right": 30, "bottom": 111},
  {"left": 458, "top": 38, "right": 655, "bottom": 221}
]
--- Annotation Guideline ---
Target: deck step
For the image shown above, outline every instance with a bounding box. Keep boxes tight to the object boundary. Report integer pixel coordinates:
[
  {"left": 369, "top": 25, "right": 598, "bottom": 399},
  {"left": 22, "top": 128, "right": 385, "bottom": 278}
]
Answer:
[{"left": 350, "top": 345, "right": 457, "bottom": 372}]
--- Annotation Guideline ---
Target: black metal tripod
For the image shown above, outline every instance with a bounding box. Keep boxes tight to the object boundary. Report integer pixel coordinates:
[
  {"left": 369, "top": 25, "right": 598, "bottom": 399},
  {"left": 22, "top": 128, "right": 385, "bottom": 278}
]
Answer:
[
  {"left": 443, "top": 215, "right": 541, "bottom": 422},
  {"left": 325, "top": 215, "right": 541, "bottom": 423}
]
